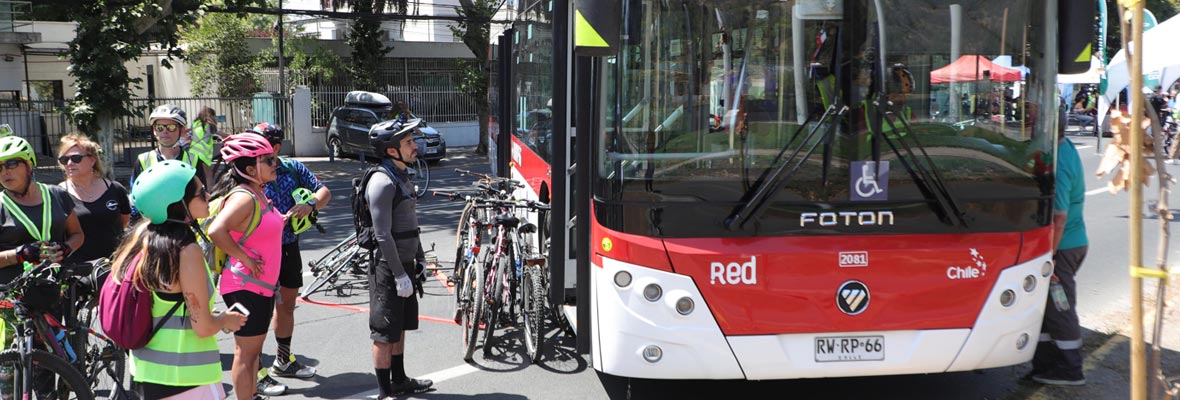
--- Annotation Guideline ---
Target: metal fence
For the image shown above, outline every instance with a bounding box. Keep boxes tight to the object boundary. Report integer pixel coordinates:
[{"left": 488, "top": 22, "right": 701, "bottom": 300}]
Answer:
[
  {"left": 257, "top": 57, "right": 481, "bottom": 126},
  {"left": 0, "top": 96, "right": 291, "bottom": 168}
]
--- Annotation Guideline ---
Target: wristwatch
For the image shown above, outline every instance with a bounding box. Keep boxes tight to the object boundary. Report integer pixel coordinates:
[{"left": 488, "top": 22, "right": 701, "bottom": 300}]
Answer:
[{"left": 307, "top": 199, "right": 317, "bottom": 210}]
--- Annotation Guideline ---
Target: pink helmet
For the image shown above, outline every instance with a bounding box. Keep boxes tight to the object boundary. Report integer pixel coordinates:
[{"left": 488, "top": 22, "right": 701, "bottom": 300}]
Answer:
[{"left": 220, "top": 132, "right": 274, "bottom": 162}]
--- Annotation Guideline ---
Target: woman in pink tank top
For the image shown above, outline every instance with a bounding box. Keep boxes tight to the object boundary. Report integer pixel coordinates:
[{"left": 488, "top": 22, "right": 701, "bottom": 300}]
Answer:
[{"left": 207, "top": 133, "right": 282, "bottom": 400}]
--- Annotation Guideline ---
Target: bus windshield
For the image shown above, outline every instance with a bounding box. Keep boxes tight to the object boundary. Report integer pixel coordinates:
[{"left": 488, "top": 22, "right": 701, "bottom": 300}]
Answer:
[{"left": 596, "top": 0, "right": 1057, "bottom": 238}]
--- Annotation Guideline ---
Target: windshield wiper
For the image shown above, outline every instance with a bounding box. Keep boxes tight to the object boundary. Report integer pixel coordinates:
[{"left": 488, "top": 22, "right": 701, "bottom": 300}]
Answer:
[
  {"left": 870, "top": 98, "right": 968, "bottom": 227},
  {"left": 725, "top": 102, "right": 849, "bottom": 230}
]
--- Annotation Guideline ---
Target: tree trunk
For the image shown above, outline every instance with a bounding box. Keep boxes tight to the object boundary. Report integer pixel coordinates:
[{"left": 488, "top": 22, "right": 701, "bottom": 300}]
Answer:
[
  {"left": 477, "top": 105, "right": 489, "bottom": 155},
  {"left": 97, "top": 113, "right": 115, "bottom": 180}
]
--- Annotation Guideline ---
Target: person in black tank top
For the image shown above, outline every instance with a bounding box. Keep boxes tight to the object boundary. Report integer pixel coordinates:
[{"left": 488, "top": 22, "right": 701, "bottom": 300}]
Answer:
[{"left": 57, "top": 135, "right": 131, "bottom": 264}]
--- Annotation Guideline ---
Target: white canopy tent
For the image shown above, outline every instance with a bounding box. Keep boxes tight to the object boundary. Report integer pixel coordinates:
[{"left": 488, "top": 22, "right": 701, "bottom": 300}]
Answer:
[{"left": 1104, "top": 13, "right": 1180, "bottom": 99}]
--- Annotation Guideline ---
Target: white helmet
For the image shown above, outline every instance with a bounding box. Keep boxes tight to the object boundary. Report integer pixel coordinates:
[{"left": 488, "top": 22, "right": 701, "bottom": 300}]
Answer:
[{"left": 149, "top": 104, "right": 188, "bottom": 126}]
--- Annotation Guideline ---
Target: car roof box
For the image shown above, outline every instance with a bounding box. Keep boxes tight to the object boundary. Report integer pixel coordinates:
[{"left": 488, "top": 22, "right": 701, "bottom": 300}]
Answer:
[{"left": 345, "top": 91, "right": 392, "bottom": 107}]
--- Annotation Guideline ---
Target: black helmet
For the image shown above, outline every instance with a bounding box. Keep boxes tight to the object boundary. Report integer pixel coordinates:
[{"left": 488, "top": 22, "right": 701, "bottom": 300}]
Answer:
[
  {"left": 250, "top": 122, "right": 284, "bottom": 146},
  {"left": 369, "top": 118, "right": 421, "bottom": 157}
]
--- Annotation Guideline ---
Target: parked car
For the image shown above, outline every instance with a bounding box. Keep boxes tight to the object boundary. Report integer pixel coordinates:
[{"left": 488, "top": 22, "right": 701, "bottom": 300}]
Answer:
[{"left": 326, "top": 91, "right": 447, "bottom": 162}]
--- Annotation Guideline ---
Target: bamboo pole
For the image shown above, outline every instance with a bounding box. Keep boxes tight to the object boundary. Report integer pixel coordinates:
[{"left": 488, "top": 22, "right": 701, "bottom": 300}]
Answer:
[
  {"left": 1128, "top": 1, "right": 1146, "bottom": 398},
  {"left": 1000, "top": 8, "right": 1007, "bottom": 134}
]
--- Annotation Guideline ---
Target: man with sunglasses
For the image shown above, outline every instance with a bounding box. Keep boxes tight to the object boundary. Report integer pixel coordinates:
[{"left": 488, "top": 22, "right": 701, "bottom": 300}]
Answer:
[{"left": 130, "top": 105, "right": 211, "bottom": 222}]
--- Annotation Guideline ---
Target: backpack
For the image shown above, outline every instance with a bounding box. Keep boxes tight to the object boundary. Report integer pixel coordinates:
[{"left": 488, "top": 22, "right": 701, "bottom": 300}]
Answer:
[
  {"left": 197, "top": 186, "right": 268, "bottom": 274},
  {"left": 99, "top": 253, "right": 182, "bottom": 350},
  {"left": 351, "top": 165, "right": 407, "bottom": 251}
]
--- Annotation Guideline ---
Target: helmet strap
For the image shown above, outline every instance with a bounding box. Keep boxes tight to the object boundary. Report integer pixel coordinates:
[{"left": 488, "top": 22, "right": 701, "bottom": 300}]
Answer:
[{"left": 233, "top": 164, "right": 262, "bottom": 186}]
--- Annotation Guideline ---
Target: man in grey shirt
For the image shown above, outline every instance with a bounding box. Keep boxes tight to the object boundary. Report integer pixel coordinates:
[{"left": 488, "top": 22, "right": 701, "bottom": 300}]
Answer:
[{"left": 365, "top": 118, "right": 432, "bottom": 399}]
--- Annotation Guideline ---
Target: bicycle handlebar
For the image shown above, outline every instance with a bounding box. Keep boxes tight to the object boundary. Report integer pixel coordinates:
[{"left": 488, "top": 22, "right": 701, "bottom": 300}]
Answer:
[{"left": 455, "top": 169, "right": 525, "bottom": 190}]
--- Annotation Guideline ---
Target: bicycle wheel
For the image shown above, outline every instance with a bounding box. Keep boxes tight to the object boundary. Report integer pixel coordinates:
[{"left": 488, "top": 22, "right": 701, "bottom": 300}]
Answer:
[
  {"left": 308, "top": 234, "right": 358, "bottom": 275},
  {"left": 482, "top": 256, "right": 507, "bottom": 356},
  {"left": 301, "top": 245, "right": 361, "bottom": 299},
  {"left": 74, "top": 308, "right": 129, "bottom": 400},
  {"left": 412, "top": 158, "right": 429, "bottom": 198},
  {"left": 451, "top": 202, "right": 474, "bottom": 305},
  {"left": 460, "top": 261, "right": 484, "bottom": 362},
  {"left": 0, "top": 349, "right": 94, "bottom": 400},
  {"left": 521, "top": 264, "right": 546, "bottom": 363}
]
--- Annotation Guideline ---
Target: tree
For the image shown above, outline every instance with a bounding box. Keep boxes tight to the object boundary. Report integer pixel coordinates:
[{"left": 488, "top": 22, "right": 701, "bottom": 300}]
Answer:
[
  {"left": 329, "top": 0, "right": 409, "bottom": 90},
  {"left": 184, "top": 12, "right": 262, "bottom": 97},
  {"left": 1104, "top": 0, "right": 1179, "bottom": 61},
  {"left": 450, "top": 0, "right": 498, "bottom": 155},
  {"left": 60, "top": 0, "right": 262, "bottom": 168},
  {"left": 261, "top": 31, "right": 345, "bottom": 91}
]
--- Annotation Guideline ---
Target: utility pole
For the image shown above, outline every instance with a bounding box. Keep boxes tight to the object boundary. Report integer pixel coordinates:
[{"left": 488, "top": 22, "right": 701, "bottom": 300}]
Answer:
[
  {"left": 1128, "top": 0, "right": 1146, "bottom": 398},
  {"left": 277, "top": 0, "right": 286, "bottom": 127}
]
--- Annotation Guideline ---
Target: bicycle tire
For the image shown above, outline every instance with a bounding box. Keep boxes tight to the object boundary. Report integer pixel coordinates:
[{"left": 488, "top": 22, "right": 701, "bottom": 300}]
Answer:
[
  {"left": 482, "top": 256, "right": 506, "bottom": 356},
  {"left": 301, "top": 246, "right": 361, "bottom": 299},
  {"left": 308, "top": 234, "right": 359, "bottom": 275},
  {"left": 460, "top": 261, "right": 484, "bottom": 362},
  {"left": 521, "top": 264, "right": 545, "bottom": 363},
  {"left": 74, "top": 308, "right": 129, "bottom": 400},
  {"left": 0, "top": 348, "right": 95, "bottom": 400},
  {"left": 452, "top": 202, "right": 474, "bottom": 309},
  {"left": 412, "top": 158, "right": 430, "bottom": 198}
]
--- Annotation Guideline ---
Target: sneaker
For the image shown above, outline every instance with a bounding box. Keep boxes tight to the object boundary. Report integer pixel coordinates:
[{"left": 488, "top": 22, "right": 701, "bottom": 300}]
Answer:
[
  {"left": 1030, "top": 371, "right": 1086, "bottom": 386},
  {"left": 257, "top": 374, "right": 288, "bottom": 396},
  {"left": 390, "top": 377, "right": 433, "bottom": 396},
  {"left": 271, "top": 355, "right": 317, "bottom": 379},
  {"left": 252, "top": 396, "right": 269, "bottom": 400}
]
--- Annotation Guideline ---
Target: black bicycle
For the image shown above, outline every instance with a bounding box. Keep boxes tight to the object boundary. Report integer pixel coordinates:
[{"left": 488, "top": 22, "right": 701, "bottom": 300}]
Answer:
[{"left": 0, "top": 260, "right": 96, "bottom": 400}]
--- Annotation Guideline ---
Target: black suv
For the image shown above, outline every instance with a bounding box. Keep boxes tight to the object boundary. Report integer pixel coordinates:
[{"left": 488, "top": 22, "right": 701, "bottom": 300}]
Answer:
[{"left": 326, "top": 91, "right": 446, "bottom": 162}]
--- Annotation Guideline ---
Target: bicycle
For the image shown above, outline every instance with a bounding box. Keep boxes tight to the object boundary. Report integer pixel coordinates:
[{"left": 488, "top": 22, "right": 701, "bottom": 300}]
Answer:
[
  {"left": 409, "top": 158, "right": 430, "bottom": 198},
  {"left": 0, "top": 260, "right": 97, "bottom": 400},
  {"left": 300, "top": 233, "right": 370, "bottom": 299},
  {"left": 59, "top": 258, "right": 130, "bottom": 400},
  {"left": 518, "top": 211, "right": 550, "bottom": 362}
]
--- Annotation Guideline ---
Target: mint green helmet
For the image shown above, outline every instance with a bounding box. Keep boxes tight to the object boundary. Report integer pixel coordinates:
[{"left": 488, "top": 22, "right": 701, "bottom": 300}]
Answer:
[
  {"left": 0, "top": 136, "right": 35, "bottom": 167},
  {"left": 131, "top": 160, "right": 196, "bottom": 224}
]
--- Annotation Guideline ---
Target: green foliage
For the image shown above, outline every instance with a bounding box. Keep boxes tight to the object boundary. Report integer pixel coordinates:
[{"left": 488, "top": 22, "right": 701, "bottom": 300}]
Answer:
[
  {"left": 1105, "top": 0, "right": 1180, "bottom": 60},
  {"left": 63, "top": 0, "right": 263, "bottom": 133},
  {"left": 451, "top": 0, "right": 498, "bottom": 154},
  {"left": 344, "top": 0, "right": 391, "bottom": 90},
  {"left": 259, "top": 31, "right": 345, "bottom": 91},
  {"left": 184, "top": 12, "right": 262, "bottom": 97}
]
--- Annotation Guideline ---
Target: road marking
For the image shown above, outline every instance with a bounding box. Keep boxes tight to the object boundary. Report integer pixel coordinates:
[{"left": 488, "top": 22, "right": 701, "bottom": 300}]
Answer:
[
  {"left": 1076, "top": 145, "right": 1094, "bottom": 149},
  {"left": 433, "top": 269, "right": 455, "bottom": 295},
  {"left": 346, "top": 364, "right": 481, "bottom": 399},
  {"left": 1086, "top": 187, "right": 1111, "bottom": 196}
]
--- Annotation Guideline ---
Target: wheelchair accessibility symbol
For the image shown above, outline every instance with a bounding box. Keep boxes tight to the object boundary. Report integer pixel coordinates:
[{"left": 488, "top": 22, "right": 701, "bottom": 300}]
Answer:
[{"left": 851, "top": 161, "right": 889, "bottom": 201}]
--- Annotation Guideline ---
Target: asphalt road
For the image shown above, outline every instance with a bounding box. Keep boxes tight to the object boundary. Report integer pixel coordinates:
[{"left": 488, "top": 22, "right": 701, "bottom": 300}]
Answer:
[{"left": 207, "top": 141, "right": 1178, "bottom": 400}]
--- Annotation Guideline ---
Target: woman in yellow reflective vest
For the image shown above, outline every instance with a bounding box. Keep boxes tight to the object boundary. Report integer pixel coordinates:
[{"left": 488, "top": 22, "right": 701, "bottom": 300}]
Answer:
[{"left": 115, "top": 160, "right": 246, "bottom": 399}]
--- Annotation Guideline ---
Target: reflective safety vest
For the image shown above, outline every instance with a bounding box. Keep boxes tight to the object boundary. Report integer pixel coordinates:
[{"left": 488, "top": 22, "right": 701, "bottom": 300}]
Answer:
[
  {"left": 189, "top": 122, "right": 216, "bottom": 168},
  {"left": 138, "top": 149, "right": 197, "bottom": 174},
  {"left": 129, "top": 266, "right": 221, "bottom": 386}
]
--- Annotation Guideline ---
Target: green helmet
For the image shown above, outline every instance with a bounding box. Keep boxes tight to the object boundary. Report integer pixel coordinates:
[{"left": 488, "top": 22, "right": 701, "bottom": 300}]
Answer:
[
  {"left": 290, "top": 188, "right": 315, "bottom": 235},
  {"left": 131, "top": 160, "right": 196, "bottom": 224},
  {"left": 0, "top": 136, "right": 35, "bottom": 167}
]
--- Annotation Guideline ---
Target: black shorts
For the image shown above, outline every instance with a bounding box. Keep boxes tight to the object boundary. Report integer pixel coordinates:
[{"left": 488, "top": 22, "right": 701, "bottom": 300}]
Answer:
[
  {"left": 222, "top": 290, "right": 275, "bottom": 337},
  {"left": 369, "top": 262, "right": 419, "bottom": 343},
  {"left": 278, "top": 242, "right": 303, "bottom": 289}
]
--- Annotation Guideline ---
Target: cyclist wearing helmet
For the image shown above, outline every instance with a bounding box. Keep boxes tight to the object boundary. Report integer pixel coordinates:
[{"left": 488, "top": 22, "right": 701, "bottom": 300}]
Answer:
[
  {"left": 0, "top": 135, "right": 84, "bottom": 284},
  {"left": 119, "top": 160, "right": 246, "bottom": 400},
  {"left": 132, "top": 105, "right": 212, "bottom": 220},
  {"left": 207, "top": 132, "right": 283, "bottom": 400},
  {"left": 255, "top": 122, "right": 331, "bottom": 392},
  {"left": 365, "top": 118, "right": 432, "bottom": 399}
]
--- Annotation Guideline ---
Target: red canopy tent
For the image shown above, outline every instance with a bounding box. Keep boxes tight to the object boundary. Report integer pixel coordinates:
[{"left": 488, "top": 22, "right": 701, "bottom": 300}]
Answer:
[{"left": 929, "top": 55, "right": 1023, "bottom": 84}]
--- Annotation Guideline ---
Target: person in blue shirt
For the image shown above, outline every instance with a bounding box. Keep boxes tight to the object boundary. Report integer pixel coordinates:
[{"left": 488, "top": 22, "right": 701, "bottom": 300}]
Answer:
[
  {"left": 1029, "top": 108, "right": 1089, "bottom": 386},
  {"left": 251, "top": 123, "right": 332, "bottom": 396}
]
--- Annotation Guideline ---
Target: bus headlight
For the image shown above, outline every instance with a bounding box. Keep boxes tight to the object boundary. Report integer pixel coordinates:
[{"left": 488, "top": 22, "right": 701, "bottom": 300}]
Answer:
[
  {"left": 1017, "top": 333, "right": 1030, "bottom": 350},
  {"left": 1041, "top": 261, "right": 1053, "bottom": 278},
  {"left": 643, "top": 284, "right": 663, "bottom": 302},
  {"left": 1023, "top": 275, "right": 1037, "bottom": 293},
  {"left": 1000, "top": 289, "right": 1016, "bottom": 307},
  {"left": 642, "top": 345, "right": 663, "bottom": 363},
  {"left": 675, "top": 297, "right": 694, "bottom": 315},
  {"left": 614, "top": 271, "right": 632, "bottom": 288}
]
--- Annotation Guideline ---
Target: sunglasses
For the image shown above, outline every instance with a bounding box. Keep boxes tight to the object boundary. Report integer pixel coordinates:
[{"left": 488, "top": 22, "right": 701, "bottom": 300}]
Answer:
[
  {"left": 57, "top": 154, "right": 90, "bottom": 165},
  {"left": 195, "top": 185, "right": 209, "bottom": 199},
  {"left": 153, "top": 124, "right": 180, "bottom": 133},
  {"left": 0, "top": 159, "right": 23, "bottom": 172},
  {"left": 260, "top": 156, "right": 278, "bottom": 167}
]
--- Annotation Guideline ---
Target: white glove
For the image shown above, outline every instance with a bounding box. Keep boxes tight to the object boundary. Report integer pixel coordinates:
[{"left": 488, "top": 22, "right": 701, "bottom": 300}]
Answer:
[{"left": 395, "top": 274, "right": 414, "bottom": 298}]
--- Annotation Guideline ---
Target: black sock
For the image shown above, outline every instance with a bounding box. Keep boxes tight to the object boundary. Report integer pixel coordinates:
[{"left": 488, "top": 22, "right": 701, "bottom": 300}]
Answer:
[
  {"left": 391, "top": 354, "right": 407, "bottom": 383},
  {"left": 375, "top": 368, "right": 393, "bottom": 397},
  {"left": 276, "top": 336, "right": 292, "bottom": 364}
]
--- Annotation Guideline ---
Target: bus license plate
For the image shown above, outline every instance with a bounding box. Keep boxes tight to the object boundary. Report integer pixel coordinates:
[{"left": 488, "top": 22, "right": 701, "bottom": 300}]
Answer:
[{"left": 815, "top": 335, "right": 884, "bottom": 362}]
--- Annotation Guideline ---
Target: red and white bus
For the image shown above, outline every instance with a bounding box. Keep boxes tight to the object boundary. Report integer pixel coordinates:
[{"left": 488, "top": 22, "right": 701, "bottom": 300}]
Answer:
[{"left": 488, "top": 0, "right": 1094, "bottom": 380}]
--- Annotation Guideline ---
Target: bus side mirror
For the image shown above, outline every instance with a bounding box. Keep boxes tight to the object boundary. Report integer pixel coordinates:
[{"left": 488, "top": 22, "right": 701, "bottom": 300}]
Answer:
[
  {"left": 1059, "top": 0, "right": 1097, "bottom": 75},
  {"left": 573, "top": 0, "right": 620, "bottom": 56}
]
